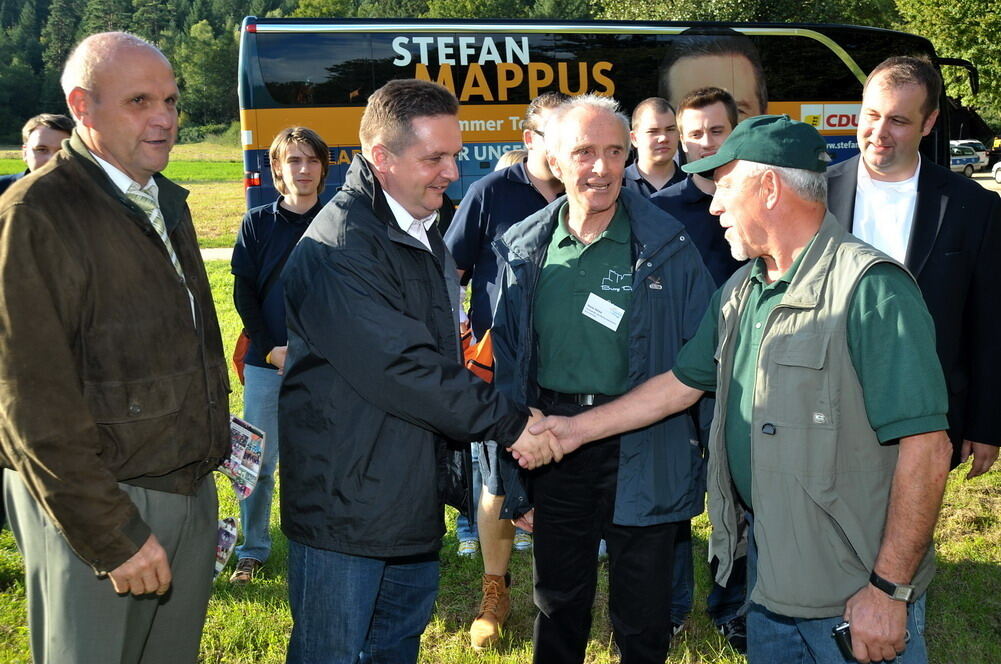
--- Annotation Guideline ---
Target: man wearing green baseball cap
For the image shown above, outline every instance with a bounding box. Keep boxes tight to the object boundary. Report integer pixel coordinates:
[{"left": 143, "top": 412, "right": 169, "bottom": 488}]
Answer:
[{"left": 530, "top": 114, "right": 952, "bottom": 663}]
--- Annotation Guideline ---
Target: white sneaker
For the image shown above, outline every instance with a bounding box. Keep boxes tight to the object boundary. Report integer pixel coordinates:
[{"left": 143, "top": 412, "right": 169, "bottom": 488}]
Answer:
[
  {"left": 458, "top": 539, "right": 480, "bottom": 557},
  {"left": 513, "top": 532, "right": 533, "bottom": 551}
]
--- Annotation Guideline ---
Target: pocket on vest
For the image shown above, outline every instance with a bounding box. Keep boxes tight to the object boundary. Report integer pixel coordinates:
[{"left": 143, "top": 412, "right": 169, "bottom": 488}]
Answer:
[{"left": 767, "top": 333, "right": 836, "bottom": 430}]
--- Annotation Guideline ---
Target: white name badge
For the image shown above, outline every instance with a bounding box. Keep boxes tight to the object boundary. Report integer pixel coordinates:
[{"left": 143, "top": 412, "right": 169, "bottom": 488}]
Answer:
[{"left": 582, "top": 292, "right": 625, "bottom": 332}]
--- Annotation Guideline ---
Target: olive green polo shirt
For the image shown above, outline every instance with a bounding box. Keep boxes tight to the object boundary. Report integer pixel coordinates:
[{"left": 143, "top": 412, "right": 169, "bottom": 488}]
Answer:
[
  {"left": 534, "top": 202, "right": 633, "bottom": 396},
  {"left": 674, "top": 246, "right": 948, "bottom": 509}
]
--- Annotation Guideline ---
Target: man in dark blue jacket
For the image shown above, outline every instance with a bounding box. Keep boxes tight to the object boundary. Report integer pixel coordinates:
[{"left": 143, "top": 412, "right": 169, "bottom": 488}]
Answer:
[
  {"left": 492, "top": 94, "right": 715, "bottom": 664},
  {"left": 279, "top": 79, "right": 559, "bottom": 664}
]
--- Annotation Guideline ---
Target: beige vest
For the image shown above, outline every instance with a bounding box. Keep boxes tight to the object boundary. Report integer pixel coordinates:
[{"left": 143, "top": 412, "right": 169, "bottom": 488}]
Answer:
[{"left": 707, "top": 214, "right": 936, "bottom": 618}]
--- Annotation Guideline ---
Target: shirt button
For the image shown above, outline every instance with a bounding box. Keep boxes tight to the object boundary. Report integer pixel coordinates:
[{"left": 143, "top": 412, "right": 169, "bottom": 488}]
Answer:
[
  {"left": 679, "top": 235, "right": 686, "bottom": 241},
  {"left": 579, "top": 270, "right": 586, "bottom": 276},
  {"left": 755, "top": 322, "right": 762, "bottom": 329},
  {"left": 646, "top": 262, "right": 652, "bottom": 267},
  {"left": 128, "top": 402, "right": 142, "bottom": 416}
]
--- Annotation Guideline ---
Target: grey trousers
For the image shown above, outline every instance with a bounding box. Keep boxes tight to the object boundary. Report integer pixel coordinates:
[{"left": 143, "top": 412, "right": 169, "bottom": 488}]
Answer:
[{"left": 3, "top": 469, "right": 218, "bottom": 664}]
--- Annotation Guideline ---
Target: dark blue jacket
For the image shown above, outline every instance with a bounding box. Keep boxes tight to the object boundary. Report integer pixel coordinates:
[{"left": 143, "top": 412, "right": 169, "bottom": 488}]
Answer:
[
  {"left": 491, "top": 187, "right": 715, "bottom": 524},
  {"left": 0, "top": 170, "right": 27, "bottom": 198}
]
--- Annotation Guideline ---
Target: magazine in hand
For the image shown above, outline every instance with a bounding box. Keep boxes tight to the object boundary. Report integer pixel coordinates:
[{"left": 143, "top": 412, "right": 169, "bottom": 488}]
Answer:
[{"left": 220, "top": 415, "right": 266, "bottom": 500}]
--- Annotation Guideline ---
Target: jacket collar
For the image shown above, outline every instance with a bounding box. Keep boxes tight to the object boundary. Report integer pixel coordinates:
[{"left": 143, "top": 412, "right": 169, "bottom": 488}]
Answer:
[
  {"left": 909, "top": 158, "right": 950, "bottom": 276},
  {"left": 494, "top": 186, "right": 689, "bottom": 267},
  {"left": 826, "top": 152, "right": 946, "bottom": 277},
  {"left": 342, "top": 154, "right": 446, "bottom": 259},
  {"left": 678, "top": 174, "right": 710, "bottom": 204},
  {"left": 343, "top": 153, "right": 395, "bottom": 227},
  {"left": 505, "top": 160, "right": 533, "bottom": 186},
  {"left": 826, "top": 154, "right": 858, "bottom": 234},
  {"left": 64, "top": 131, "right": 189, "bottom": 232}
]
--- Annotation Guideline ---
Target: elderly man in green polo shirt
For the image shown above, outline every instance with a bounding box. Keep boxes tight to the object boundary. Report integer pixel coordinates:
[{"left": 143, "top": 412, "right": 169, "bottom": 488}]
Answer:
[
  {"left": 531, "top": 115, "right": 953, "bottom": 664},
  {"left": 489, "top": 94, "right": 715, "bottom": 664}
]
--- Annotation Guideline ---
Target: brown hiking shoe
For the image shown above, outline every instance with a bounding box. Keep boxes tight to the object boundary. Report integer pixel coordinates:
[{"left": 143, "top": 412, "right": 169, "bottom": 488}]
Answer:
[
  {"left": 229, "top": 558, "right": 262, "bottom": 585},
  {"left": 470, "top": 573, "right": 511, "bottom": 651}
]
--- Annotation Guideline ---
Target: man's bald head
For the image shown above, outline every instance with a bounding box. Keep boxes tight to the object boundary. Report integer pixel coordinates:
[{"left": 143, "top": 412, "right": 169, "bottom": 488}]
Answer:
[{"left": 61, "top": 32, "right": 170, "bottom": 108}]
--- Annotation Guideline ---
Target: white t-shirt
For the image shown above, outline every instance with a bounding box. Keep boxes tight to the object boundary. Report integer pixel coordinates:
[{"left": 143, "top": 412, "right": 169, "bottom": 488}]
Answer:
[{"left": 852, "top": 156, "right": 920, "bottom": 264}]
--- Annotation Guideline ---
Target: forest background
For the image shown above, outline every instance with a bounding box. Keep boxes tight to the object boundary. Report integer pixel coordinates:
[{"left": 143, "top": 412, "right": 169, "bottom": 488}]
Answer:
[{"left": 0, "top": 0, "right": 998, "bottom": 144}]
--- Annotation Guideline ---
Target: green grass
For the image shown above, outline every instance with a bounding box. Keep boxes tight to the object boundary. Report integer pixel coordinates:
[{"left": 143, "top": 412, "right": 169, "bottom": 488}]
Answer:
[
  {"left": 162, "top": 161, "right": 243, "bottom": 182},
  {"left": 0, "top": 158, "right": 23, "bottom": 176},
  {"left": 0, "top": 145, "right": 247, "bottom": 250},
  {"left": 0, "top": 157, "right": 241, "bottom": 182},
  {"left": 187, "top": 181, "right": 248, "bottom": 248},
  {"left": 1, "top": 145, "right": 1000, "bottom": 662}
]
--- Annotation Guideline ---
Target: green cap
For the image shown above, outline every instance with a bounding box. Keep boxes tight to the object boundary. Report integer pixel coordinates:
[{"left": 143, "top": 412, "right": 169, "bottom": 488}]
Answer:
[{"left": 682, "top": 114, "right": 830, "bottom": 175}]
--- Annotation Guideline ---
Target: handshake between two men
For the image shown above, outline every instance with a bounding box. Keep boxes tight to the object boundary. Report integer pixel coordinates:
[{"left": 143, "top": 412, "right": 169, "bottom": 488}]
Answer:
[{"left": 505, "top": 407, "right": 600, "bottom": 470}]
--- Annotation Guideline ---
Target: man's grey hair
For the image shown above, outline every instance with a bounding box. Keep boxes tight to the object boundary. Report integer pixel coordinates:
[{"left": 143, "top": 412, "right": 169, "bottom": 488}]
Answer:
[
  {"left": 738, "top": 160, "right": 828, "bottom": 203},
  {"left": 61, "top": 32, "right": 168, "bottom": 100},
  {"left": 543, "top": 94, "right": 630, "bottom": 156}
]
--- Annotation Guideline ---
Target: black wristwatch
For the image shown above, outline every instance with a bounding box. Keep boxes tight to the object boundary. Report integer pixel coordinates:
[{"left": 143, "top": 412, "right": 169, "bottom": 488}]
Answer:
[{"left": 869, "top": 570, "right": 915, "bottom": 602}]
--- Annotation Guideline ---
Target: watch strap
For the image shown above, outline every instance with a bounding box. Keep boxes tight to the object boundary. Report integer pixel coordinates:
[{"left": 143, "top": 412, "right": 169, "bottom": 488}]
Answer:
[{"left": 869, "top": 570, "right": 915, "bottom": 602}]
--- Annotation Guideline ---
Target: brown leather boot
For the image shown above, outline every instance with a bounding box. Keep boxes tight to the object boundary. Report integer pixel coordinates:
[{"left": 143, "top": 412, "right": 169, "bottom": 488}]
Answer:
[{"left": 469, "top": 572, "right": 511, "bottom": 651}]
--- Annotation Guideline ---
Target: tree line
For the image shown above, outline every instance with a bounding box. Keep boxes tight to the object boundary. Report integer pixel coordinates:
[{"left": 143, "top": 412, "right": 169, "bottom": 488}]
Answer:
[{"left": 0, "top": 0, "right": 995, "bottom": 144}]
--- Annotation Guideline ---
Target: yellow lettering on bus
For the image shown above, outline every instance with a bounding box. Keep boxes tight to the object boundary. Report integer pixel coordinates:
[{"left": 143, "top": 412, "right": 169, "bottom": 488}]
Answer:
[
  {"left": 557, "top": 62, "right": 589, "bottom": 96},
  {"left": 496, "top": 63, "right": 524, "bottom": 102},
  {"left": 414, "top": 63, "right": 457, "bottom": 93},
  {"left": 528, "top": 63, "right": 554, "bottom": 99},
  {"left": 459, "top": 63, "right": 494, "bottom": 102},
  {"left": 592, "top": 62, "right": 615, "bottom": 95}
]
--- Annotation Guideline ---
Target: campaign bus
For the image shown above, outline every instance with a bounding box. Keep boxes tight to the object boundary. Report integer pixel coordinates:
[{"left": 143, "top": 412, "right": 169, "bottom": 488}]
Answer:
[{"left": 238, "top": 18, "right": 973, "bottom": 209}]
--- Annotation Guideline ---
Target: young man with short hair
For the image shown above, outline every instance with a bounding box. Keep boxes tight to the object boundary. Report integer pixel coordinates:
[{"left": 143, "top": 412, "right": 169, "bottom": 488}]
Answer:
[
  {"left": 0, "top": 113, "right": 74, "bottom": 196},
  {"left": 624, "top": 97, "right": 684, "bottom": 196}
]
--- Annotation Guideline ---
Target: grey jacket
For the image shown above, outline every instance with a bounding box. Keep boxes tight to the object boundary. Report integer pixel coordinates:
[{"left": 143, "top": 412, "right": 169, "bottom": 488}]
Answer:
[{"left": 491, "top": 187, "right": 716, "bottom": 524}]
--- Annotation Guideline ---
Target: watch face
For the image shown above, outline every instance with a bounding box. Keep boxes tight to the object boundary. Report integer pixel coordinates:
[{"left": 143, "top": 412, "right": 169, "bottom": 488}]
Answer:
[{"left": 892, "top": 586, "right": 915, "bottom": 602}]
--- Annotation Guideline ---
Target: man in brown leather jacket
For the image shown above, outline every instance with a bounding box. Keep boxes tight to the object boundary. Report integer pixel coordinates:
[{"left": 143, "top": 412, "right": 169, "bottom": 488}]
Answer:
[{"left": 0, "top": 32, "right": 229, "bottom": 663}]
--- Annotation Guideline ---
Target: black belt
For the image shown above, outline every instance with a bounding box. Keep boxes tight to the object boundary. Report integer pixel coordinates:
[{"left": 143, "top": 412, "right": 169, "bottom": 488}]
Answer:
[{"left": 539, "top": 388, "right": 618, "bottom": 407}]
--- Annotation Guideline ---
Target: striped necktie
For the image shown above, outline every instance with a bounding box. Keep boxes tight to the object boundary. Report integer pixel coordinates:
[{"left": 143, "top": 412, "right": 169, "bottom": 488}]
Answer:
[{"left": 127, "top": 183, "right": 185, "bottom": 279}]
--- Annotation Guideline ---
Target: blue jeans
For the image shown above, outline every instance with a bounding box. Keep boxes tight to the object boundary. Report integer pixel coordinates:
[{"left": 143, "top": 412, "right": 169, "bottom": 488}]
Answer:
[
  {"left": 237, "top": 363, "right": 282, "bottom": 563},
  {"left": 286, "top": 541, "right": 439, "bottom": 664},
  {"left": 455, "top": 453, "right": 481, "bottom": 542},
  {"left": 746, "top": 513, "right": 927, "bottom": 663},
  {"left": 670, "top": 519, "right": 747, "bottom": 626}
]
